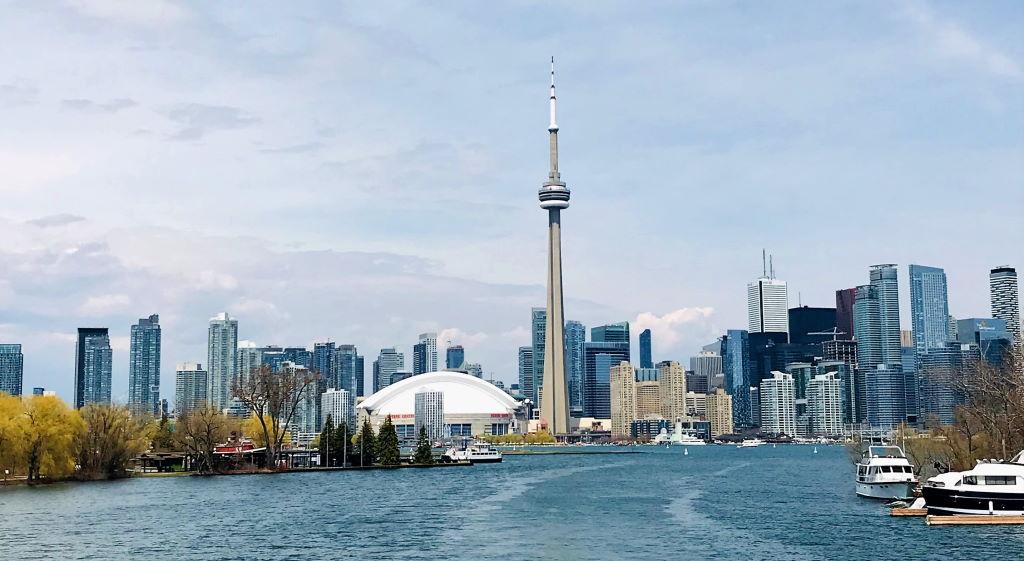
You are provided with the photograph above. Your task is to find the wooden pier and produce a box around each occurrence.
[926,515,1024,526]
[890,508,928,517]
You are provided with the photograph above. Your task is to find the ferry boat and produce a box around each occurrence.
[738,438,764,448]
[442,441,502,464]
[855,445,917,500]
[922,450,1024,515]
[652,422,707,446]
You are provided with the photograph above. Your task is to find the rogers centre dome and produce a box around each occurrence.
[357,371,522,439]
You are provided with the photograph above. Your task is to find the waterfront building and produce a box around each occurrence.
[373,347,404,393]
[207,312,238,412]
[609,362,637,438]
[854,284,882,370]
[128,314,161,417]
[583,341,630,419]
[705,388,733,437]
[871,264,903,368]
[0,344,24,396]
[446,344,465,370]
[321,388,352,428]
[414,389,445,441]
[312,341,335,385]
[957,318,1012,363]
[357,371,521,439]
[413,332,437,376]
[282,362,318,435]
[639,329,653,368]
[749,386,761,426]
[760,372,796,436]
[835,288,857,340]
[517,346,534,405]
[686,371,710,395]
[635,380,661,420]
[788,306,837,344]
[990,266,1021,342]
[689,351,722,395]
[565,320,586,417]
[530,307,546,405]
[657,360,687,421]
[174,362,207,417]
[332,345,363,396]
[918,342,981,426]
[748,273,790,335]
[808,373,842,437]
[909,264,951,356]
[685,391,707,418]
[865,365,906,429]
[722,329,753,426]
[235,340,262,387]
[75,328,112,409]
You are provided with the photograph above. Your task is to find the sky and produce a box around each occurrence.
[0,1,1021,404]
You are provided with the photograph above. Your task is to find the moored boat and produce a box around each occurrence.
[855,445,917,500]
[923,451,1024,515]
[443,441,502,464]
[738,438,764,448]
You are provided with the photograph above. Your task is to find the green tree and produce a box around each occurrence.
[0,393,26,475]
[319,414,335,467]
[413,425,434,465]
[151,413,176,452]
[75,404,154,480]
[376,415,401,466]
[23,395,83,482]
[332,421,353,467]
[356,418,376,466]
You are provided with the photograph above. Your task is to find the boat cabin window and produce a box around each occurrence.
[868,446,905,459]
[963,476,978,485]
[985,476,1016,485]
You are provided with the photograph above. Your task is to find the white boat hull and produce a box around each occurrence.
[856,481,915,500]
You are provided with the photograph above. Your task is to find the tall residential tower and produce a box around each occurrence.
[991,266,1020,342]
[128,314,161,416]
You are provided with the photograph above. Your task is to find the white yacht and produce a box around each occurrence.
[652,421,707,446]
[923,450,1024,515]
[443,441,502,464]
[855,445,917,499]
[738,438,764,448]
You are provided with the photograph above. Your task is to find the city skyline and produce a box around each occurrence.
[0,2,1020,403]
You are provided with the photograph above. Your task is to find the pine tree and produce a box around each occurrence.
[413,425,434,465]
[319,415,335,467]
[358,418,377,466]
[332,421,353,467]
[376,415,401,466]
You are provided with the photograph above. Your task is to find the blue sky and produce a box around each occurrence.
[0,1,1021,403]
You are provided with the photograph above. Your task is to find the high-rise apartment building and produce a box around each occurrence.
[565,320,586,417]
[870,264,903,368]
[807,372,842,437]
[705,388,733,437]
[517,346,534,402]
[583,340,630,419]
[372,347,404,393]
[690,351,723,395]
[445,344,465,370]
[609,362,636,438]
[592,322,630,344]
[918,342,980,426]
[414,389,444,441]
[128,314,161,417]
[990,266,1021,342]
[332,345,363,397]
[0,344,24,396]
[865,365,906,428]
[748,277,789,335]
[854,285,882,370]
[75,328,112,409]
[909,265,951,355]
[174,362,207,417]
[722,330,752,426]
[321,388,352,428]
[413,332,437,375]
[760,371,796,436]
[639,329,653,369]
[207,313,238,412]
[657,360,687,422]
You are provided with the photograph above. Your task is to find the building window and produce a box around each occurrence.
[447,423,472,437]
[490,423,509,436]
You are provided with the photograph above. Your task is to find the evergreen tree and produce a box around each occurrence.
[357,418,376,466]
[413,425,434,465]
[319,415,335,467]
[332,421,353,467]
[376,415,401,466]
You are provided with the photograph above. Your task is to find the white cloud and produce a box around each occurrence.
[633,308,717,356]
[79,294,132,315]
[64,0,190,26]
[903,1,1022,80]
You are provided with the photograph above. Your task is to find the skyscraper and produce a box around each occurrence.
[321,388,352,429]
[537,58,572,435]
[235,340,262,387]
[413,332,437,375]
[722,329,752,427]
[128,314,161,417]
[870,264,902,368]
[609,362,636,438]
[909,264,950,355]
[565,320,586,417]
[760,371,796,436]
[592,322,630,344]
[788,306,837,344]
[854,284,882,370]
[75,328,112,409]
[639,329,653,369]
[415,389,444,442]
[835,288,857,340]
[748,276,789,335]
[332,345,362,396]
[207,313,238,412]
[0,344,24,396]
[373,347,404,393]
[583,341,630,419]
[445,344,465,370]
[174,362,207,417]
[808,372,842,437]
[705,389,734,437]
[690,350,723,395]
[517,346,534,402]
[657,360,687,421]
[990,266,1021,342]
[865,365,906,428]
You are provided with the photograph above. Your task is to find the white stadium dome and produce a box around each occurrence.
[358,371,520,417]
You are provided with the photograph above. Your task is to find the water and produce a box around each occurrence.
[1,445,1021,560]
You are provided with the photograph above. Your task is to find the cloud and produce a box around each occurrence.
[26,214,86,228]
[61,98,137,112]
[259,142,324,154]
[161,103,259,140]
[79,293,132,315]
[633,308,717,356]
[64,0,190,26]
[0,83,38,106]
[903,1,1023,80]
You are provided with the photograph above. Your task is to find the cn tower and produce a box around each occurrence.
[538,57,571,435]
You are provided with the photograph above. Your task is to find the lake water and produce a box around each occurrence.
[1,445,1020,560]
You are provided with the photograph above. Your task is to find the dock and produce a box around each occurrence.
[890,508,928,517]
[927,515,1024,526]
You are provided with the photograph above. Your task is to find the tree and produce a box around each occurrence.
[331,420,353,467]
[177,405,234,473]
[413,425,434,465]
[526,430,556,445]
[151,413,177,452]
[233,364,318,469]
[0,393,26,475]
[76,404,154,480]
[376,415,400,466]
[319,414,335,467]
[355,418,376,467]
[22,395,82,482]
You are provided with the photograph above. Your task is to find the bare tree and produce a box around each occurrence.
[177,405,234,473]
[232,364,319,469]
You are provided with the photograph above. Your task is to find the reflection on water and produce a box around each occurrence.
[0,446,1016,560]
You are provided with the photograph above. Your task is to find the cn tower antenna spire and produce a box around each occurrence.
[549,56,558,132]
